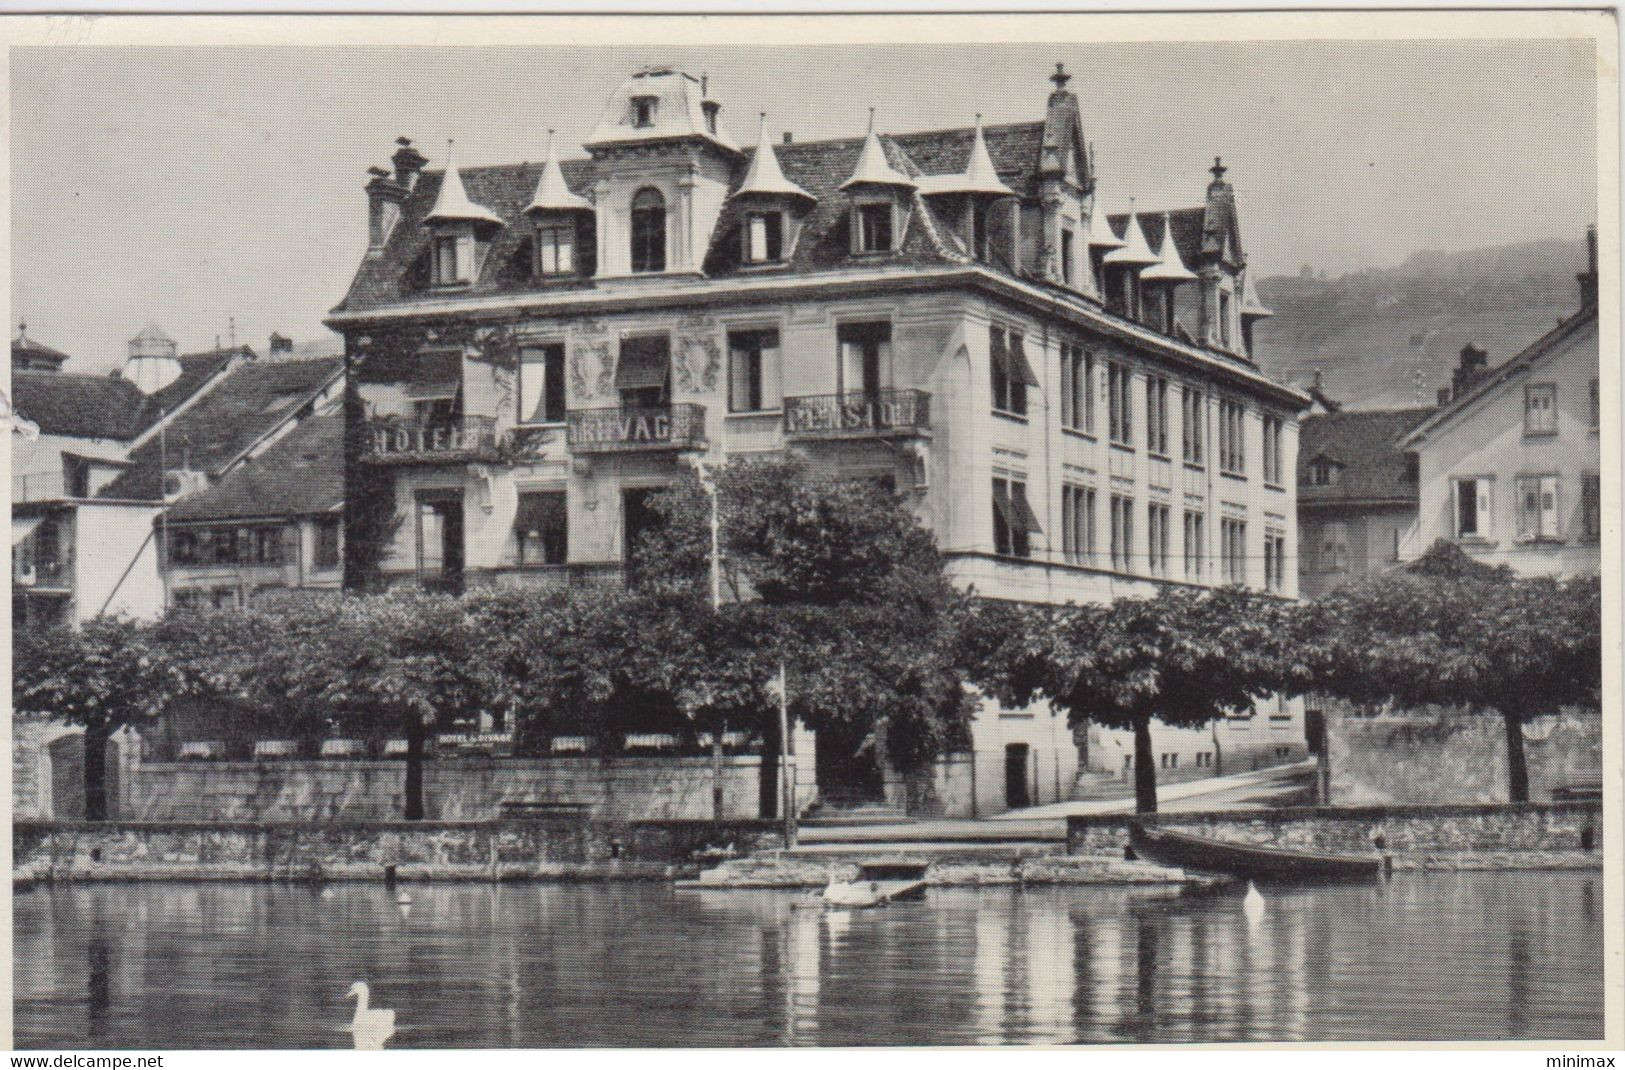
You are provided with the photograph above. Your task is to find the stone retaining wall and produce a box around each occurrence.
[1067,802,1603,858]
[14,818,785,883]
[123,755,815,822]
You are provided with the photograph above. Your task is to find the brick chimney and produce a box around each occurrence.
[268,332,294,358]
[392,136,428,189]
[1578,223,1597,311]
[1451,343,1489,400]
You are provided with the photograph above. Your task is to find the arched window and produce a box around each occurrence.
[630,188,666,273]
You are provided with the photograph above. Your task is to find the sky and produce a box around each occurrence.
[10,39,1599,375]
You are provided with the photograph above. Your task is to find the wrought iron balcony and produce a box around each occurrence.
[567,403,708,455]
[362,415,498,463]
[783,389,931,440]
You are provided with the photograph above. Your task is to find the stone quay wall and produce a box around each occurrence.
[122,754,815,823]
[1066,802,1602,867]
[14,818,787,883]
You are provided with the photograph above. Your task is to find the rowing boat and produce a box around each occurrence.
[1128,822,1385,882]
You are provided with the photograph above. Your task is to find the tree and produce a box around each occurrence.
[961,587,1299,813]
[13,616,173,819]
[1299,562,1601,803]
[633,457,974,808]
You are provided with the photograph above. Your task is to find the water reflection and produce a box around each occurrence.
[12,873,1603,1049]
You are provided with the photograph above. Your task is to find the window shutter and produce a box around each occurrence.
[1476,481,1493,536]
[1011,482,1043,534]
[1540,476,1560,538]
[1517,478,1537,538]
[760,337,782,410]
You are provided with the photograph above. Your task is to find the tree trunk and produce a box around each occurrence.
[759,718,780,820]
[84,718,112,821]
[1133,714,1158,815]
[711,733,725,821]
[404,720,427,821]
[1501,706,1530,804]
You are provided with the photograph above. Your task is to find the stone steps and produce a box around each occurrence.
[1070,771,1132,801]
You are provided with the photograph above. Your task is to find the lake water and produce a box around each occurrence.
[14,871,1603,1048]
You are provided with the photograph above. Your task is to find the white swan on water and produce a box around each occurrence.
[346,982,396,1050]
[821,876,886,909]
[1243,881,1265,923]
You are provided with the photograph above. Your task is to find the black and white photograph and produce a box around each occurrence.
[5,10,1619,1053]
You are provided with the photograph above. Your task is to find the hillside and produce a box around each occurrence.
[1251,238,1589,411]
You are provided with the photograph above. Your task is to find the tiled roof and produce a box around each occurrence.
[150,350,242,415]
[1108,208,1211,276]
[1399,306,1598,447]
[166,412,343,522]
[12,336,70,371]
[334,121,1052,314]
[1298,406,1435,506]
[97,356,342,501]
[11,371,157,440]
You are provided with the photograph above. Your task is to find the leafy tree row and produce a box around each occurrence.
[13,455,1601,821]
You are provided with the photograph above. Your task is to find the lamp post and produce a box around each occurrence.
[689,458,725,820]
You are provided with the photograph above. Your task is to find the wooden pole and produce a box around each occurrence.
[778,660,796,846]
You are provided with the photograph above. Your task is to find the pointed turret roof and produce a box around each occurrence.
[1142,213,1198,282]
[840,110,916,191]
[1083,204,1126,249]
[1103,210,1159,267]
[919,116,1014,197]
[1240,269,1273,318]
[732,114,815,204]
[425,142,505,229]
[525,130,592,214]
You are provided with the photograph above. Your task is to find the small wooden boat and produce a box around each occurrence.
[1129,822,1384,883]
[820,861,930,908]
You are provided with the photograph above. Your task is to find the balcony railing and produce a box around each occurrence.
[567,403,707,455]
[362,415,497,463]
[783,389,931,440]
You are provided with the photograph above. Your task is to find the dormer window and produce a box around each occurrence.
[630,188,667,273]
[535,221,575,275]
[971,200,992,262]
[1060,226,1076,284]
[743,212,784,263]
[855,201,894,254]
[632,95,658,129]
[433,233,468,285]
[1307,458,1342,487]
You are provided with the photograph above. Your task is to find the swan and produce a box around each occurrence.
[345,982,396,1050]
[1243,881,1265,923]
[395,890,412,906]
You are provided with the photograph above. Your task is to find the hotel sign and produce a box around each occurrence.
[567,403,708,454]
[783,390,931,439]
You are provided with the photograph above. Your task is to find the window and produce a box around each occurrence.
[992,477,1041,558]
[1110,493,1134,572]
[1307,458,1341,487]
[519,344,567,424]
[516,490,567,566]
[1182,387,1205,465]
[1183,510,1205,581]
[1524,383,1557,435]
[1264,529,1287,592]
[838,321,891,398]
[727,329,782,413]
[631,95,658,128]
[168,529,199,567]
[1060,344,1093,434]
[616,335,671,407]
[1454,478,1492,538]
[1221,517,1247,585]
[990,326,1035,416]
[212,587,240,610]
[971,200,992,262]
[744,212,785,263]
[1060,226,1076,285]
[1147,502,1171,576]
[1219,399,1246,476]
[1319,520,1349,574]
[1582,473,1601,540]
[1108,362,1132,447]
[856,202,893,253]
[1591,379,1600,431]
[1516,475,1561,540]
[433,235,462,285]
[254,527,284,566]
[630,188,666,273]
[1146,376,1169,456]
[314,518,341,571]
[1061,483,1096,565]
[1263,415,1284,485]
[535,222,575,276]
[1218,291,1233,348]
